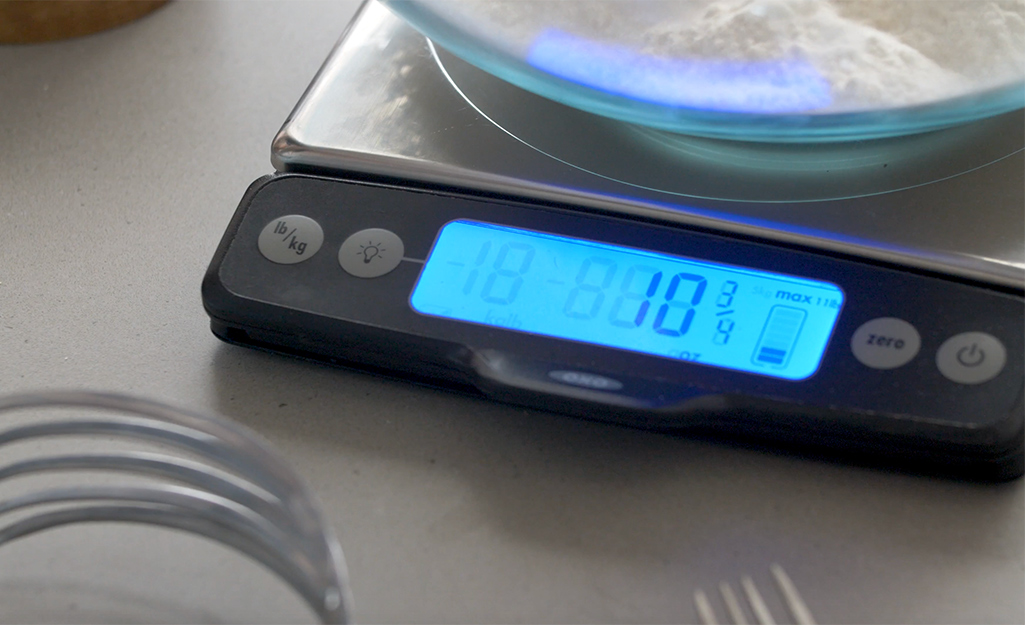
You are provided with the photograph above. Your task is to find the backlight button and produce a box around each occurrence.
[339,228,405,278]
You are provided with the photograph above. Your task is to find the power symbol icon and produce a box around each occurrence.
[937,332,1005,385]
[956,343,986,368]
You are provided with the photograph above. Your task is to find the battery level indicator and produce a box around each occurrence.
[752,306,807,369]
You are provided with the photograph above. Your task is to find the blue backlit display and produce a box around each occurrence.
[526,29,832,114]
[410,221,844,381]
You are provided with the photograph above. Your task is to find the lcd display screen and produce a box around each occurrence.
[410,220,844,380]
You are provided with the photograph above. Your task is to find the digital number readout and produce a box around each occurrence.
[410,220,844,380]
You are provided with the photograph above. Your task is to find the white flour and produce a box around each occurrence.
[422,0,1025,112]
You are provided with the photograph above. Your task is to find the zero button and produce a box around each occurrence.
[851,317,921,370]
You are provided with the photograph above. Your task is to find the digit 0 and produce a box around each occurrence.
[653,273,707,337]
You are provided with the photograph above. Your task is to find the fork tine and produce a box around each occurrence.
[719,582,749,625]
[741,576,777,625]
[695,566,815,625]
[694,589,720,625]
[770,564,816,625]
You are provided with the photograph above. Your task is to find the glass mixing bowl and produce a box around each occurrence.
[381,0,1025,142]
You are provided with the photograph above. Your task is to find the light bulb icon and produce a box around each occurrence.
[359,241,384,264]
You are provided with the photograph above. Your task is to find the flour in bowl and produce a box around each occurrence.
[417,0,1025,112]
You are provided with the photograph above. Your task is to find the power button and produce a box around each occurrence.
[936,332,1006,385]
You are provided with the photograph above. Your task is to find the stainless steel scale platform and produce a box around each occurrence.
[274,0,1024,290]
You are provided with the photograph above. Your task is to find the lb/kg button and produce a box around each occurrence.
[258,215,324,264]
[850,317,921,370]
[936,332,1006,385]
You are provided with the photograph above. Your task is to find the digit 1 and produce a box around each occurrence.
[462,241,492,295]
[652,273,707,337]
[608,266,662,328]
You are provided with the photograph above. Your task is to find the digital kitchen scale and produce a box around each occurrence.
[203,1,1025,479]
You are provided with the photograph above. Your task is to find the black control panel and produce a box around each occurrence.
[203,174,1024,479]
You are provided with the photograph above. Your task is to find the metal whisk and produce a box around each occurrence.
[0,390,354,624]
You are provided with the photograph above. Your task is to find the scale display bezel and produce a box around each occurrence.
[203,174,1025,479]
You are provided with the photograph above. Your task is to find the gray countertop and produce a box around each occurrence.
[1,2,1022,623]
